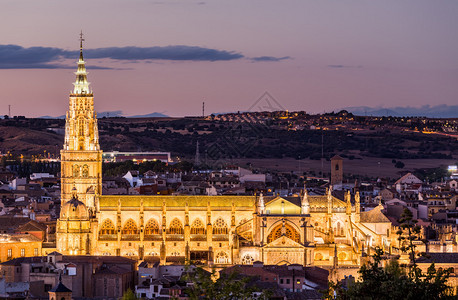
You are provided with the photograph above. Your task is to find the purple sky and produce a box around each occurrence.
[0,0,457,117]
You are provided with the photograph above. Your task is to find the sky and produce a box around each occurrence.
[0,0,457,117]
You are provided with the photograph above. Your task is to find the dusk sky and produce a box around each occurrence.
[1,0,457,117]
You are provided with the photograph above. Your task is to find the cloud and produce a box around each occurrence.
[250,56,291,62]
[328,64,362,69]
[0,44,247,69]
[0,44,291,69]
[83,45,243,61]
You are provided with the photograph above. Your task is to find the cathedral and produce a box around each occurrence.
[56,37,392,267]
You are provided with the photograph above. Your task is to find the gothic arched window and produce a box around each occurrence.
[335,222,345,237]
[191,218,206,235]
[267,223,300,243]
[82,164,89,178]
[99,219,115,235]
[212,218,228,235]
[122,219,139,235]
[215,251,229,264]
[167,218,184,235]
[72,164,80,177]
[144,219,160,235]
[241,254,254,265]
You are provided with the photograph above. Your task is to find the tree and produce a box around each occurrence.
[325,208,454,299]
[182,267,269,300]
[395,161,405,168]
[121,288,138,300]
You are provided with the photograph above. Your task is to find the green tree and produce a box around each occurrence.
[182,267,269,300]
[325,208,454,299]
[121,288,138,300]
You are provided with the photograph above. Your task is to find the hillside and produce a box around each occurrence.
[0,113,457,165]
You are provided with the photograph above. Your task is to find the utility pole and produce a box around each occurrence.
[202,101,205,117]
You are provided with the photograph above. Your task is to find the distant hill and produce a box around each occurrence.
[343,105,458,118]
[39,111,169,119]
[128,112,169,118]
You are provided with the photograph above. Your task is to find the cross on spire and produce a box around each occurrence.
[79,30,85,50]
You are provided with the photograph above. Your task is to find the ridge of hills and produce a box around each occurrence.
[0,112,457,165]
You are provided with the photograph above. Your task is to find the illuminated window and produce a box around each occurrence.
[34,248,38,256]
[145,219,160,235]
[7,249,12,259]
[72,165,80,177]
[20,249,25,257]
[167,218,183,235]
[335,222,344,237]
[122,219,139,235]
[191,219,206,235]
[99,219,116,235]
[241,254,254,265]
[215,251,229,264]
[82,164,89,177]
[212,218,228,235]
[267,223,300,243]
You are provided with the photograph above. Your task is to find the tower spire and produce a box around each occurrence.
[73,31,90,95]
[79,30,84,51]
[301,183,310,214]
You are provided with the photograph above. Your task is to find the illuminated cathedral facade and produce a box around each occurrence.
[56,37,392,267]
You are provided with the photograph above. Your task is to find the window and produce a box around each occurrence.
[191,219,206,235]
[72,164,80,177]
[7,249,12,259]
[145,219,160,235]
[20,249,25,257]
[241,254,254,265]
[34,248,38,256]
[215,251,229,264]
[100,219,116,235]
[286,279,290,284]
[335,222,344,237]
[122,219,139,235]
[82,164,89,177]
[280,279,284,284]
[167,218,184,234]
[212,218,228,235]
[267,223,300,243]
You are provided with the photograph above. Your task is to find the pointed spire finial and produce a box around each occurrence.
[301,183,310,215]
[79,30,85,51]
[258,191,265,214]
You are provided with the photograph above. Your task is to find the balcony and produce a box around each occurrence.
[121,234,140,241]
[99,234,117,241]
[190,234,207,241]
[143,234,163,241]
[212,234,229,241]
[166,235,184,241]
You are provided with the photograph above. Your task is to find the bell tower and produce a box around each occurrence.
[60,32,102,212]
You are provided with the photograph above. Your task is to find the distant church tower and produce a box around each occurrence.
[330,155,343,185]
[57,33,101,255]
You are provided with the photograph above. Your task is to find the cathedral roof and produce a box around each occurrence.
[49,281,72,293]
[60,196,89,220]
[99,195,255,208]
[360,205,391,223]
[265,196,346,208]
